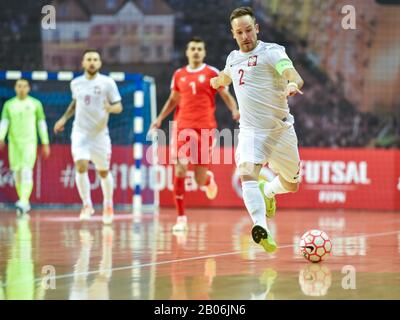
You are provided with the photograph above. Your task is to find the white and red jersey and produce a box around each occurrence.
[70,73,121,137]
[224,41,292,130]
[171,63,219,129]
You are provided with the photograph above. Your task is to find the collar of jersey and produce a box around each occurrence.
[186,63,206,73]
[239,40,261,56]
[84,73,99,80]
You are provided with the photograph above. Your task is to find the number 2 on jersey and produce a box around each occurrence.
[238,69,245,85]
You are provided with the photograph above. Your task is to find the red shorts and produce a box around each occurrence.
[170,127,216,166]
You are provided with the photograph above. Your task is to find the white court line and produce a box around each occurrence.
[2,229,399,288]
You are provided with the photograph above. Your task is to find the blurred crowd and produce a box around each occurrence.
[0,1,45,70]
[165,0,398,148]
[0,0,398,148]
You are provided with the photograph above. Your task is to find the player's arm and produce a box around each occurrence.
[104,79,123,114]
[210,71,232,89]
[150,90,180,130]
[282,66,304,97]
[35,100,51,159]
[217,88,240,121]
[54,100,76,134]
[104,100,123,114]
[0,101,10,151]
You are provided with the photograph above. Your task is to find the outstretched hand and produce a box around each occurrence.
[286,83,303,97]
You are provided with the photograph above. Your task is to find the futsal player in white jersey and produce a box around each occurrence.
[211,7,304,253]
[54,50,123,224]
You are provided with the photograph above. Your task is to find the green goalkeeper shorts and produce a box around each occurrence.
[8,142,37,171]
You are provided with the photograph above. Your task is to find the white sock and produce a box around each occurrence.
[100,172,114,207]
[242,181,268,231]
[263,176,289,198]
[75,172,92,207]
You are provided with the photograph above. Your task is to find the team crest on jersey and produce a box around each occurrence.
[180,77,186,82]
[248,55,258,67]
[198,74,206,83]
[94,86,101,95]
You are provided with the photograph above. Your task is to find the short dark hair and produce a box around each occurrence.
[230,6,255,23]
[15,78,30,85]
[187,36,206,49]
[82,49,101,58]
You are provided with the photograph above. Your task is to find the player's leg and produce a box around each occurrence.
[18,167,34,211]
[19,143,37,213]
[194,166,218,200]
[13,170,22,200]
[91,134,113,225]
[9,142,22,210]
[239,162,276,253]
[72,132,94,220]
[10,142,36,214]
[236,129,277,253]
[97,169,114,225]
[263,125,300,199]
[172,160,188,232]
[196,128,218,199]
[75,160,94,220]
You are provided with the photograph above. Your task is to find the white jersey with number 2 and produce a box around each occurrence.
[223,41,292,130]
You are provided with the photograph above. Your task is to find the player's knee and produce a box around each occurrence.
[21,168,33,183]
[75,161,88,173]
[194,173,207,186]
[238,163,259,181]
[98,170,109,178]
[175,165,187,178]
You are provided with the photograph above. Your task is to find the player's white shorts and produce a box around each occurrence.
[235,115,300,183]
[71,131,111,171]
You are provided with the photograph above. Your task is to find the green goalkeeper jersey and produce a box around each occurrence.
[0,96,49,145]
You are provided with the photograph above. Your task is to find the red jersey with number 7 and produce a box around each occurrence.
[171,63,220,129]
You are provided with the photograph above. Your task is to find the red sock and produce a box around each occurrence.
[173,176,185,216]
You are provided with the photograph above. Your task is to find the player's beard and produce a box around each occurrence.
[241,41,256,52]
[86,67,99,76]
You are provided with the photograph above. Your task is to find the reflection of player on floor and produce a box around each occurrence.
[211,7,304,253]
[0,79,51,215]
[54,50,123,224]
[70,226,113,300]
[150,37,239,232]
[2,217,46,299]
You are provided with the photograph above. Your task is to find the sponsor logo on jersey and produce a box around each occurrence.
[248,55,258,67]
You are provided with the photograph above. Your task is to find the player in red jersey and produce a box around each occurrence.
[151,37,239,231]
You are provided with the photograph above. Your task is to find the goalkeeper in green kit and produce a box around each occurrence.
[0,79,50,215]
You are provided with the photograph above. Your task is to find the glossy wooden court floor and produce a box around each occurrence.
[0,207,399,300]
